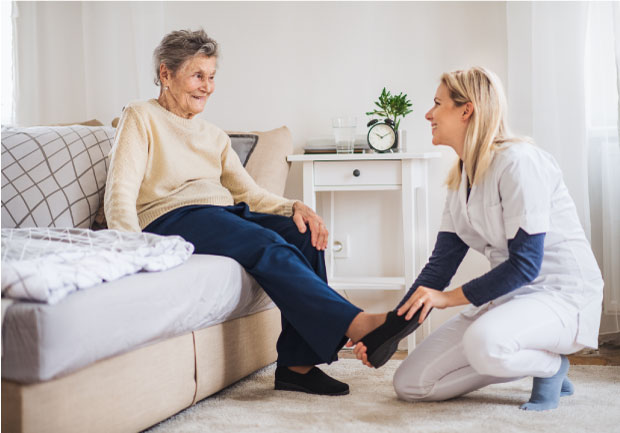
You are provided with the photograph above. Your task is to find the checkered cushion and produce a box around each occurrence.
[1,126,115,229]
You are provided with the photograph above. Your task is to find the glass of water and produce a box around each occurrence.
[332,116,357,154]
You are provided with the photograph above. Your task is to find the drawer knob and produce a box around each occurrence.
[353,169,360,177]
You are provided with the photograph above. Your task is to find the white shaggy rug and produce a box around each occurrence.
[146,360,620,433]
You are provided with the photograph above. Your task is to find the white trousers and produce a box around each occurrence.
[393,296,584,402]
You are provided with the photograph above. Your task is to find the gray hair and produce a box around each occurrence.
[153,29,219,86]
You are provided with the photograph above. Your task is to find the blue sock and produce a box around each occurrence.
[561,377,574,397]
[520,355,570,411]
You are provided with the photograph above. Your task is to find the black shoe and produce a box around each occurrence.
[274,366,350,396]
[360,309,425,368]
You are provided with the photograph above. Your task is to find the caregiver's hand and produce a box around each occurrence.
[397,286,470,323]
[292,201,328,251]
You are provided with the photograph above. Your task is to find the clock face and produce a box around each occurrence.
[368,123,396,152]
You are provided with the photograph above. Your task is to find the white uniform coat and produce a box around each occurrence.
[440,142,603,348]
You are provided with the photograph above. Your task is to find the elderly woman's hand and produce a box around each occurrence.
[292,201,328,251]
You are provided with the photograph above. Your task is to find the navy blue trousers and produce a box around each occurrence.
[144,203,362,366]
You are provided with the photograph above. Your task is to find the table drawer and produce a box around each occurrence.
[314,160,401,186]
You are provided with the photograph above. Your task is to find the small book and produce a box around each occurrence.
[304,137,370,154]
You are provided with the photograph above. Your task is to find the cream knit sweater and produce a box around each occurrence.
[104,99,296,232]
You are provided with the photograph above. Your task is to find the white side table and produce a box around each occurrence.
[287,152,441,350]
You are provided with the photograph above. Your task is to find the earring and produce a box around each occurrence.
[164,86,169,91]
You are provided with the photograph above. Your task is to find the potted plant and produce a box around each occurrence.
[365,88,413,131]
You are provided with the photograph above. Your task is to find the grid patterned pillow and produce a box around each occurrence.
[1,125,115,229]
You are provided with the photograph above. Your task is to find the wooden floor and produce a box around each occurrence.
[339,342,620,366]
[567,342,620,366]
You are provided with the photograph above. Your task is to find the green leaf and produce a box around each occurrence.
[367,87,413,129]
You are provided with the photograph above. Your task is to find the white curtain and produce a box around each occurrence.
[13,1,164,126]
[531,2,591,234]
[507,1,620,339]
[586,2,620,337]
[1,1,15,126]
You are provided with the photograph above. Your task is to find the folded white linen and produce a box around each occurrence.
[1,228,194,304]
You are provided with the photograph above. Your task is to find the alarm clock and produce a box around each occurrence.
[367,119,397,152]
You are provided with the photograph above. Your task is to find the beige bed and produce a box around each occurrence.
[2,308,280,433]
[1,124,294,433]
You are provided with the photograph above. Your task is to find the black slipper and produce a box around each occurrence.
[360,309,426,368]
[275,366,350,396]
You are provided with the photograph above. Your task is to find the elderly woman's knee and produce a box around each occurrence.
[298,224,314,243]
[287,223,315,252]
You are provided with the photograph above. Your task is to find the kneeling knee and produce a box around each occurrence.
[393,368,434,402]
[463,325,513,377]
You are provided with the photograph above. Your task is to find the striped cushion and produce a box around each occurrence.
[1,125,115,229]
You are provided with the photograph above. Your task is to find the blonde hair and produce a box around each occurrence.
[442,67,524,190]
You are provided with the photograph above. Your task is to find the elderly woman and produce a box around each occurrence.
[351,67,603,411]
[104,29,393,396]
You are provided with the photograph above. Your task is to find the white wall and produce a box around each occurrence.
[14,1,508,334]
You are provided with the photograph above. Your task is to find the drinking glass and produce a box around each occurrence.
[332,117,357,154]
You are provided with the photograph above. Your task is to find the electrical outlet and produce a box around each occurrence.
[333,234,350,259]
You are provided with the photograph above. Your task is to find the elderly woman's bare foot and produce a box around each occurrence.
[345,312,387,342]
[287,365,313,374]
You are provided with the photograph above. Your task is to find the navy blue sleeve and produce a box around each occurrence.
[462,228,545,306]
[397,231,469,308]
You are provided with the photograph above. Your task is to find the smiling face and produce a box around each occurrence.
[425,82,471,158]
[158,55,217,119]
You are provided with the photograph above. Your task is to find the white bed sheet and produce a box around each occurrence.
[1,254,275,383]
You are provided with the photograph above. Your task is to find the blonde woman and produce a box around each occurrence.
[351,67,603,411]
